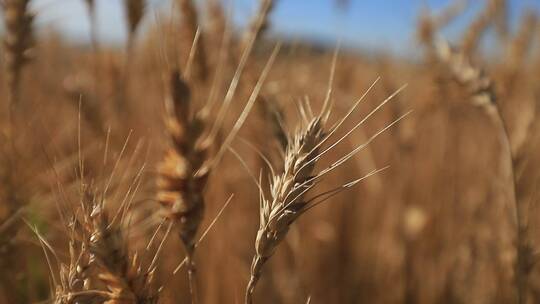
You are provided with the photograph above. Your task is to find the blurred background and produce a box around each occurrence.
[2,0,540,303]
[11,0,540,54]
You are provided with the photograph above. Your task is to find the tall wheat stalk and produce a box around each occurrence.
[435,38,525,304]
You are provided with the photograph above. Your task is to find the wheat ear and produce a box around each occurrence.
[53,230,101,304]
[157,30,279,301]
[245,83,409,303]
[82,185,159,304]
[435,38,526,304]
[156,71,209,304]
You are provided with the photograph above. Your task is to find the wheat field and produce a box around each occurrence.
[1,0,540,303]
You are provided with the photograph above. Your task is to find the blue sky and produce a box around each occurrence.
[24,0,540,55]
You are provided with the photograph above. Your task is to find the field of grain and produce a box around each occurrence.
[1,0,540,303]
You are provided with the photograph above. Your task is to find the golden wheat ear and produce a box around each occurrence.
[26,217,106,304]
[79,184,160,304]
[157,24,279,301]
[157,70,209,304]
[244,80,410,304]
[432,37,530,304]
[41,135,161,304]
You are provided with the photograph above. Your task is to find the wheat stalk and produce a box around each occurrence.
[435,38,525,304]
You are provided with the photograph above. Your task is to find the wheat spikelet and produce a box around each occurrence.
[2,0,34,113]
[435,41,495,107]
[53,237,102,304]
